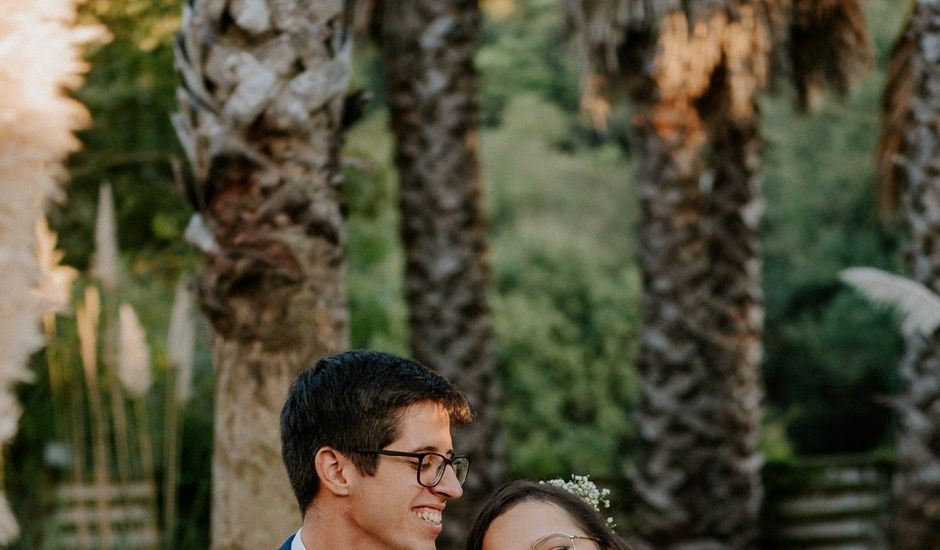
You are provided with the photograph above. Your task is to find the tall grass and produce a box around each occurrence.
[163,278,195,547]
[0,0,106,542]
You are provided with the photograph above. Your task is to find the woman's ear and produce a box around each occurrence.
[314,447,352,496]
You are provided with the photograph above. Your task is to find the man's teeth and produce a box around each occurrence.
[415,510,442,525]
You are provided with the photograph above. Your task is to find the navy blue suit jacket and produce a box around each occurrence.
[277,534,294,550]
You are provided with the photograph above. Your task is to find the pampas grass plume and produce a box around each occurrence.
[0,493,20,545]
[167,279,195,404]
[0,393,22,446]
[0,2,107,537]
[35,217,78,316]
[118,304,152,399]
[93,183,120,289]
[77,286,101,381]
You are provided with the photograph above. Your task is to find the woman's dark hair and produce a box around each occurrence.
[465,480,631,550]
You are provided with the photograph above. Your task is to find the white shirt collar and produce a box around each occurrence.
[291,527,307,550]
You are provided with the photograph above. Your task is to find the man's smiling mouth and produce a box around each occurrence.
[414,508,443,526]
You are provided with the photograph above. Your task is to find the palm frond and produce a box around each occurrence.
[563,0,661,125]
[876,5,916,222]
[840,267,940,337]
[788,0,873,112]
[566,0,770,125]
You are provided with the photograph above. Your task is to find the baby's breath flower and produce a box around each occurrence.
[540,474,616,528]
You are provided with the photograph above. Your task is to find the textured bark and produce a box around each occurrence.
[563,1,870,547]
[595,6,768,548]
[877,11,916,219]
[630,98,765,549]
[375,2,501,547]
[173,1,351,548]
[883,2,940,547]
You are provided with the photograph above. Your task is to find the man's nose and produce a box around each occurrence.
[431,463,464,500]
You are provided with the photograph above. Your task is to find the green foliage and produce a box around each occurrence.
[8,0,925,544]
[59,0,189,270]
[760,0,908,455]
[341,94,642,479]
[484,96,640,478]
[761,415,795,463]
[343,111,408,354]
[478,0,582,124]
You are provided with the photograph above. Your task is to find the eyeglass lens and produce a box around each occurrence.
[532,534,599,550]
[419,454,469,487]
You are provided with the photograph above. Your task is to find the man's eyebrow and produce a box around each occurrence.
[411,445,455,457]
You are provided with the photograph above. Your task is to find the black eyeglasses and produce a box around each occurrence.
[350,449,470,488]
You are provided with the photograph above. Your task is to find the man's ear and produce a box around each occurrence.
[315,447,352,497]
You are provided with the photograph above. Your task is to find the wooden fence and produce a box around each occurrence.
[762,456,893,550]
[42,458,890,549]
[45,481,158,549]
[595,454,894,549]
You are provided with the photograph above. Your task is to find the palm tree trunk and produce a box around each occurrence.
[375,2,501,546]
[619,8,767,548]
[890,2,940,547]
[697,112,765,545]
[174,1,351,547]
[628,94,764,549]
[569,2,870,548]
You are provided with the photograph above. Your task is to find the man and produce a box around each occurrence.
[278,350,474,549]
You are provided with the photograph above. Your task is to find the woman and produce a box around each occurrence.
[466,480,632,550]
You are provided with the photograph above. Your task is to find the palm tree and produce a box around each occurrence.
[372,1,501,544]
[567,1,871,547]
[877,1,940,546]
[173,1,351,547]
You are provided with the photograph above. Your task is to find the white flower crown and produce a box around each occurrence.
[540,474,616,529]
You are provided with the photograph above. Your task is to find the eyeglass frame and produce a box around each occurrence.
[349,449,470,488]
[532,532,603,550]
